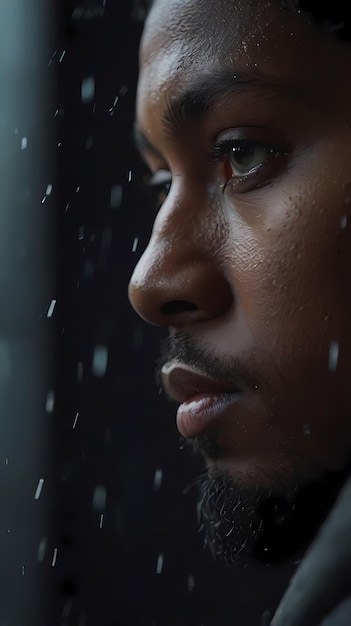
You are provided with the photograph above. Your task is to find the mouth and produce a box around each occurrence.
[161,359,242,438]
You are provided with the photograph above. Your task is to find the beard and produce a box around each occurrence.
[193,455,350,566]
[157,333,351,565]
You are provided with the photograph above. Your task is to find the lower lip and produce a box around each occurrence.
[176,392,240,438]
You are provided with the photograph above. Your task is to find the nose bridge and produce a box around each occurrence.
[128,182,234,326]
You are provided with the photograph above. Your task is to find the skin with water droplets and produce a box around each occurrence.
[129,0,351,488]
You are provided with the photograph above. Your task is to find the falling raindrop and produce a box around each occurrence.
[340,215,348,229]
[153,468,163,492]
[81,76,95,103]
[187,573,195,593]
[110,184,123,209]
[62,600,73,619]
[37,537,48,562]
[77,362,83,382]
[156,553,164,574]
[73,412,79,429]
[109,95,119,115]
[85,135,94,150]
[51,547,58,567]
[34,478,45,500]
[48,49,57,66]
[21,137,27,150]
[91,345,108,377]
[101,227,112,249]
[328,341,339,371]
[45,390,55,413]
[132,237,139,253]
[92,485,107,511]
[46,299,56,318]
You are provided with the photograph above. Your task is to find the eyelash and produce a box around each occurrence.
[208,137,289,191]
[145,137,290,208]
[145,173,172,212]
[208,138,279,162]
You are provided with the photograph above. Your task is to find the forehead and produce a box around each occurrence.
[137,0,349,128]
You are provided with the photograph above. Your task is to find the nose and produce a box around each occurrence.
[128,190,234,328]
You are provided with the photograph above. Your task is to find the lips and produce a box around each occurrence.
[161,359,241,437]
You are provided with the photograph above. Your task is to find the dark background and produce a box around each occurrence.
[0,1,297,624]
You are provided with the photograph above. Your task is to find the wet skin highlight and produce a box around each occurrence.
[129,0,351,493]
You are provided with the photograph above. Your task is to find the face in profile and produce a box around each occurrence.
[129,0,351,563]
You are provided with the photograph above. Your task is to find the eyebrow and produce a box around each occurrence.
[162,67,296,134]
[134,66,301,154]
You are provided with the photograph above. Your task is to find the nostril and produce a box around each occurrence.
[160,300,198,316]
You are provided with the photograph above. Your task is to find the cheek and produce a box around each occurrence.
[224,155,351,360]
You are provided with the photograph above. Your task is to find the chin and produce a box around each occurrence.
[195,453,351,566]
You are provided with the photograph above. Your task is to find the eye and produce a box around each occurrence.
[228,144,274,177]
[146,169,172,210]
[209,132,291,194]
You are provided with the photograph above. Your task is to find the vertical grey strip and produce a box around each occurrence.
[0,0,55,621]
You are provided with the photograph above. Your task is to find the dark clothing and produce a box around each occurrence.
[270,479,351,625]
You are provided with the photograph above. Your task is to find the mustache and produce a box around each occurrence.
[155,333,260,393]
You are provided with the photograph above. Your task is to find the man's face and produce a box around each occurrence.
[129,0,351,559]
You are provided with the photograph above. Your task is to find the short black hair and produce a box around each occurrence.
[132,0,350,41]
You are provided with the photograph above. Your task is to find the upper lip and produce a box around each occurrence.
[161,359,241,403]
